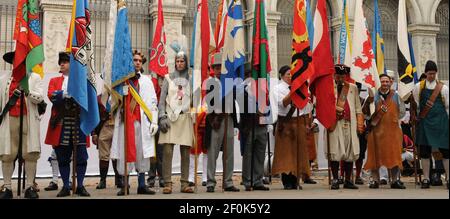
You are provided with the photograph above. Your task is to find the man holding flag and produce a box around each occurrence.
[45,0,99,197]
[272,0,315,191]
[0,51,44,199]
[0,0,45,199]
[239,0,271,192]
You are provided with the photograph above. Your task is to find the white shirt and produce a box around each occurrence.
[274,80,312,117]
[412,80,449,116]
[62,74,69,97]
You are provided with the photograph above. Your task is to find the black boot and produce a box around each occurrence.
[24,186,39,199]
[56,187,71,197]
[117,186,130,196]
[76,186,91,197]
[0,187,13,199]
[115,175,124,188]
[96,160,109,189]
[331,179,340,190]
[391,180,406,189]
[343,180,358,189]
[112,160,122,188]
[137,186,156,195]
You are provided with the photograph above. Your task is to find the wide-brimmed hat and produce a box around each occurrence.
[58,52,70,65]
[3,51,15,64]
[334,64,350,75]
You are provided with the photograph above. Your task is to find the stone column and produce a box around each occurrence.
[244,5,281,78]
[267,12,281,78]
[150,1,187,74]
[408,24,440,77]
[40,0,72,74]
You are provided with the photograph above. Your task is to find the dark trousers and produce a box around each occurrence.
[55,144,88,188]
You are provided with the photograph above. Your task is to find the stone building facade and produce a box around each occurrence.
[0,0,448,81]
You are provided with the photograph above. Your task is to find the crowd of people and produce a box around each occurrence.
[0,47,448,199]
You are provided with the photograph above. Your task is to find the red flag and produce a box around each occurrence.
[290,0,314,109]
[124,83,137,162]
[310,0,336,129]
[149,0,168,77]
[210,0,228,76]
[200,0,211,87]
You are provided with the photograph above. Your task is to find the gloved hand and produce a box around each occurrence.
[92,134,98,145]
[266,124,273,133]
[51,90,64,103]
[150,123,158,136]
[159,115,171,133]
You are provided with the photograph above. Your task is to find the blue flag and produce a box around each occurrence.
[373,0,386,75]
[190,0,198,69]
[111,4,135,96]
[408,33,418,83]
[220,0,245,98]
[306,0,314,49]
[67,0,99,135]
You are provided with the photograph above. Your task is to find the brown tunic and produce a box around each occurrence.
[364,92,403,171]
[272,116,311,178]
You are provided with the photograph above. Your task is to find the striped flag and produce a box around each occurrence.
[373,0,386,75]
[290,0,313,109]
[251,0,272,114]
[350,0,380,89]
[337,0,352,66]
[66,0,100,135]
[210,0,228,77]
[397,0,415,99]
[12,0,45,92]
[214,0,228,51]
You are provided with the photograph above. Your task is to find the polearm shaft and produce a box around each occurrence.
[222,115,228,192]
[250,116,255,190]
[193,114,199,193]
[17,90,24,197]
[409,94,419,188]
[72,109,78,196]
[326,130,332,188]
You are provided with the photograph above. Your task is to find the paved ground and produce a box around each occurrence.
[7,171,449,199]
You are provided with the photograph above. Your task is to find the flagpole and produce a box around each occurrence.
[71,105,78,196]
[409,94,419,188]
[17,90,25,197]
[193,114,199,193]
[266,131,272,184]
[250,116,255,190]
[326,130,332,189]
[123,84,128,196]
[222,115,228,192]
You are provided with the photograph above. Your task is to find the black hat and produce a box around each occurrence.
[424,60,437,73]
[3,51,15,65]
[334,64,350,75]
[58,52,70,65]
